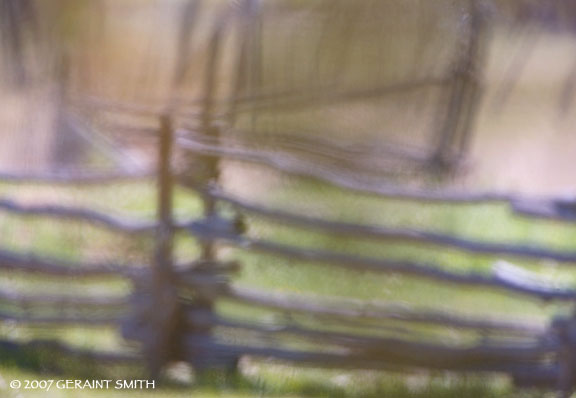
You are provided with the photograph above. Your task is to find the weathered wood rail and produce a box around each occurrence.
[3,113,576,395]
[2,1,576,397]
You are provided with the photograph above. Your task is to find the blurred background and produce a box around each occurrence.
[2,0,576,193]
[3,1,576,397]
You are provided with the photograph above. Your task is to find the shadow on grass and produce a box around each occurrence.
[0,340,512,398]
[190,367,508,398]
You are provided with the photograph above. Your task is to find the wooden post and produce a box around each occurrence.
[155,116,175,284]
[176,3,252,373]
[554,311,576,398]
[145,115,179,379]
[180,12,224,372]
[430,0,486,171]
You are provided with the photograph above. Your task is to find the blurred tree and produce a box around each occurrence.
[0,0,37,87]
[0,0,105,172]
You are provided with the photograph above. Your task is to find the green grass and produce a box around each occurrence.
[224,176,575,323]
[0,365,511,398]
[4,5,576,397]
[1,174,574,397]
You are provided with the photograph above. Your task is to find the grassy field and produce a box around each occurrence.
[0,365,509,398]
[2,16,576,398]
[0,173,574,398]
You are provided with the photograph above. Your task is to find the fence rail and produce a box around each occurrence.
[3,1,576,397]
[2,103,576,395]
[1,111,576,394]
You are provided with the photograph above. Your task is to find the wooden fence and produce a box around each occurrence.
[2,1,576,397]
[4,112,576,396]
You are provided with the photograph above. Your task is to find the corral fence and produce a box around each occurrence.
[2,1,576,397]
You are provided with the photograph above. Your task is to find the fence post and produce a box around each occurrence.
[553,312,576,398]
[430,0,486,170]
[182,16,227,372]
[145,115,180,379]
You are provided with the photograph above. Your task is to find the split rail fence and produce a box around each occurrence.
[2,1,576,397]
